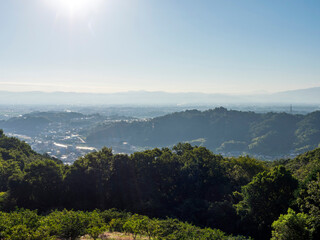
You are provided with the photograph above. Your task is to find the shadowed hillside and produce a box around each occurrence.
[86,108,320,157]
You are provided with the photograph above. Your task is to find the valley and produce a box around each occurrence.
[0,105,319,163]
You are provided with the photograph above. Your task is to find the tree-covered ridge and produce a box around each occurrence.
[0,130,60,193]
[0,209,250,240]
[281,147,320,181]
[86,108,320,156]
[1,130,320,239]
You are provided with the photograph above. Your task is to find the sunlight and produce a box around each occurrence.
[47,0,103,17]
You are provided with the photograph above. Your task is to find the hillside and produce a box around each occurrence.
[0,130,60,192]
[281,147,320,181]
[1,130,320,239]
[86,108,320,157]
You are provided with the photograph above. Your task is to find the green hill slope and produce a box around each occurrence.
[86,108,320,156]
[1,129,320,239]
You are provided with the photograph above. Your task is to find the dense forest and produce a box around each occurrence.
[86,108,320,157]
[1,129,320,239]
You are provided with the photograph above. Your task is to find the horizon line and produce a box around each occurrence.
[0,86,320,96]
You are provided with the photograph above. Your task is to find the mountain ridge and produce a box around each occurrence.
[85,108,320,157]
[0,87,319,105]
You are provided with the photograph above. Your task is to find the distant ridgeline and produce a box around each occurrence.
[1,130,320,239]
[86,107,320,157]
[0,111,103,136]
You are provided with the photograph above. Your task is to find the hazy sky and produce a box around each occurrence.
[0,0,319,94]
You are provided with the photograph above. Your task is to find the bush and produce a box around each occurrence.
[271,208,311,240]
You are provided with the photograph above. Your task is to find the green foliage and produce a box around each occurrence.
[0,191,8,207]
[7,160,63,210]
[298,173,320,217]
[109,218,125,232]
[235,166,299,239]
[3,129,320,239]
[46,210,89,240]
[86,210,107,240]
[296,173,320,239]
[64,147,113,210]
[100,208,130,224]
[0,159,22,192]
[5,224,33,240]
[123,214,146,239]
[0,131,62,205]
[271,208,311,240]
[0,209,42,240]
[0,209,247,240]
[284,147,320,181]
[223,155,267,190]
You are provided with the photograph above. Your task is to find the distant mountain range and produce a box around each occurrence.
[0,87,319,105]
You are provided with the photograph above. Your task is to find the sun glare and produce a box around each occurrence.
[47,0,102,17]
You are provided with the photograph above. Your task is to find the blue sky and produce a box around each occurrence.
[0,0,319,94]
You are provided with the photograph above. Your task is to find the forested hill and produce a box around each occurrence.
[1,130,320,239]
[86,107,320,157]
[280,147,320,181]
[0,130,61,192]
[0,129,59,166]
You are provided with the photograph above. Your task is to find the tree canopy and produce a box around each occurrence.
[1,130,320,239]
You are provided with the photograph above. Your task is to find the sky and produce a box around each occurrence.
[0,0,319,94]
